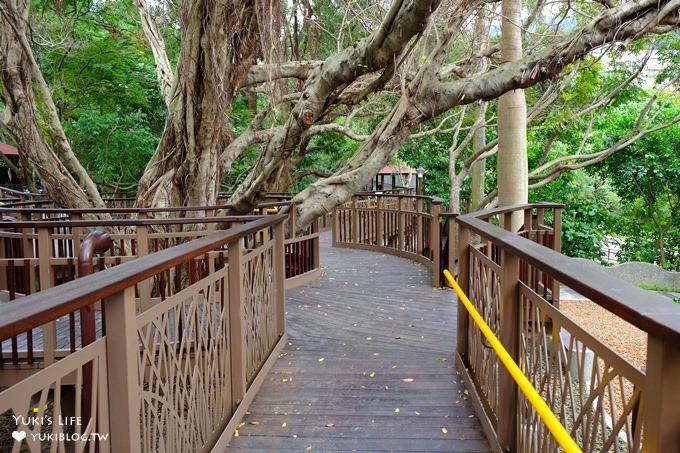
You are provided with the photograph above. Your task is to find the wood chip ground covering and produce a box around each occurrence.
[559,299,647,370]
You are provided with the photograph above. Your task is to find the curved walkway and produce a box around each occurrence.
[226,233,490,452]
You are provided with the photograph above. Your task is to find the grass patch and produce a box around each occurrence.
[636,283,680,293]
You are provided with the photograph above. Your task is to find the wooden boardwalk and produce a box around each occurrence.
[226,233,490,452]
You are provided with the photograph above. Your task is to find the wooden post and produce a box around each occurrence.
[447,215,458,279]
[377,196,384,247]
[430,201,441,287]
[398,198,405,252]
[273,222,286,338]
[552,207,562,306]
[37,227,55,365]
[228,238,247,408]
[0,235,5,290]
[312,219,320,272]
[497,249,520,451]
[351,197,358,245]
[641,336,680,452]
[523,208,532,234]
[553,207,562,254]
[71,213,82,262]
[103,286,141,453]
[288,203,297,240]
[416,198,424,255]
[456,225,470,360]
[136,225,152,311]
[331,205,338,246]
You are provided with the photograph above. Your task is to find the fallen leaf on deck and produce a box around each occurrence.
[281,422,288,428]
[435,358,447,362]
[402,378,414,382]
[394,408,400,413]
[324,423,335,428]
[233,430,239,437]
[249,421,260,426]
[318,357,325,362]
[441,427,449,434]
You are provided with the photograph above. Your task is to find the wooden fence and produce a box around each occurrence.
[0,215,288,452]
[455,203,680,453]
[332,193,444,286]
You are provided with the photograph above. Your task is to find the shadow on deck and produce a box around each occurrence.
[227,233,490,452]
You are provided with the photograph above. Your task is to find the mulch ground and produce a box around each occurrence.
[559,299,647,370]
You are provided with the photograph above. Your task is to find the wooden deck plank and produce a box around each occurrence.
[226,233,490,452]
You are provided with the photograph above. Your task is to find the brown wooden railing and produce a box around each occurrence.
[0,205,321,376]
[455,203,680,453]
[0,215,287,452]
[332,193,443,286]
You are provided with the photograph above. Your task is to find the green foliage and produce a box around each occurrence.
[29,0,166,186]
[64,111,156,185]
[595,101,680,270]
[530,172,617,262]
[637,283,680,293]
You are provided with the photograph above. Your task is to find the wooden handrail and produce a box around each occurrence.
[457,204,680,345]
[0,199,289,216]
[0,215,286,341]
[0,205,232,215]
[0,215,263,229]
[353,192,444,203]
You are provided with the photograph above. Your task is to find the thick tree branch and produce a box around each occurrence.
[421,0,680,117]
[133,0,174,107]
[240,60,324,88]
[294,168,332,182]
[228,0,443,213]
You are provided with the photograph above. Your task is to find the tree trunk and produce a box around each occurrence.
[134,0,174,107]
[469,9,491,213]
[136,0,267,211]
[0,0,105,210]
[497,0,527,230]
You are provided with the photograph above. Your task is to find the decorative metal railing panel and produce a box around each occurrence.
[518,283,644,452]
[0,215,288,452]
[455,203,680,452]
[136,263,232,452]
[0,340,110,452]
[242,239,278,385]
[333,193,443,286]
[467,245,502,426]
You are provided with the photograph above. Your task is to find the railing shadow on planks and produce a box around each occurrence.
[0,202,327,452]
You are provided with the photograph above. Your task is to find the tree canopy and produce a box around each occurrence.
[0,0,679,265]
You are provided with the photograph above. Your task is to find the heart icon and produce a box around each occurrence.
[11,430,26,442]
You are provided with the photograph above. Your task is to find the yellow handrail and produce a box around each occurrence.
[443,269,582,453]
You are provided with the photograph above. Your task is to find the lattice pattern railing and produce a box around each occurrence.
[332,193,442,286]
[0,340,110,452]
[467,246,502,426]
[136,262,232,451]
[0,216,287,452]
[455,203,680,452]
[518,283,644,452]
[0,204,319,369]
